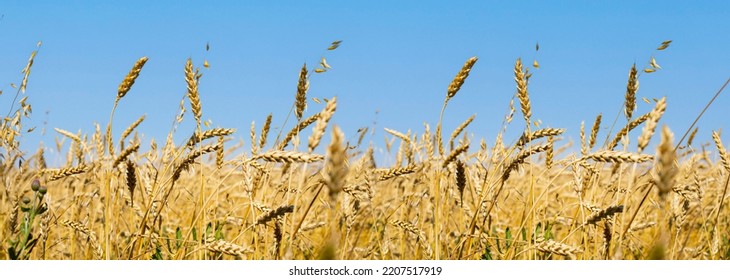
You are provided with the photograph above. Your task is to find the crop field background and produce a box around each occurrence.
[1,2,729,260]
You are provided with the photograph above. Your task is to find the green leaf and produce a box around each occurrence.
[521,227,527,242]
[545,222,554,240]
[175,227,183,249]
[505,227,512,248]
[8,247,18,260]
[151,245,163,260]
[480,245,493,260]
[215,222,224,240]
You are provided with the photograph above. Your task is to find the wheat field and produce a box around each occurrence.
[1,41,729,260]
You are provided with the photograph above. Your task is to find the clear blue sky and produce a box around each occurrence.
[1,1,729,164]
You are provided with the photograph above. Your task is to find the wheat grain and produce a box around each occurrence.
[48,164,88,181]
[119,115,145,149]
[308,97,337,153]
[116,56,148,103]
[278,113,320,150]
[295,63,309,119]
[515,128,565,148]
[186,128,236,148]
[589,113,602,149]
[655,125,677,198]
[61,220,103,260]
[54,128,81,143]
[584,205,624,225]
[687,127,699,147]
[252,150,324,163]
[502,143,550,180]
[377,165,419,181]
[624,64,638,120]
[546,136,554,169]
[582,151,653,163]
[514,58,532,127]
[637,97,667,153]
[259,113,272,149]
[126,160,137,206]
[607,112,651,150]
[446,56,478,101]
[455,160,466,204]
[443,143,469,168]
[324,125,347,199]
[172,143,221,181]
[534,237,582,257]
[449,114,476,150]
[216,136,225,169]
[205,240,253,257]
[256,205,295,225]
[580,121,587,156]
[184,58,202,125]
[384,128,412,145]
[712,131,730,172]
[113,142,139,167]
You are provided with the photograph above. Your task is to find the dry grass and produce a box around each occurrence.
[2,43,730,261]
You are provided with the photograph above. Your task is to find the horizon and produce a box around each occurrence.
[1,1,729,166]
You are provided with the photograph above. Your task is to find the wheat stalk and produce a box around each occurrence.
[184,58,202,125]
[637,97,667,153]
[584,205,624,225]
[377,165,419,181]
[589,113,602,149]
[515,128,565,148]
[514,58,532,127]
[534,237,582,257]
[687,127,699,147]
[259,113,272,149]
[205,240,253,257]
[713,131,730,172]
[455,160,466,205]
[61,220,103,260]
[582,151,653,163]
[607,112,651,150]
[252,150,324,163]
[295,63,309,119]
[48,164,88,181]
[256,205,295,225]
[54,128,81,143]
[123,159,137,205]
[391,220,433,258]
[278,113,320,150]
[172,143,221,181]
[546,136,554,169]
[214,136,224,169]
[324,125,347,199]
[384,128,412,145]
[308,97,337,153]
[116,57,148,104]
[449,114,476,150]
[446,56,478,101]
[654,125,677,198]
[113,142,139,167]
[624,64,639,120]
[119,115,145,149]
[442,143,469,168]
[185,128,236,148]
[502,143,550,180]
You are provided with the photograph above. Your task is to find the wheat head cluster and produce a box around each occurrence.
[1,40,730,260]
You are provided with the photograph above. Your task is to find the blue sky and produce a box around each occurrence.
[1,1,728,164]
